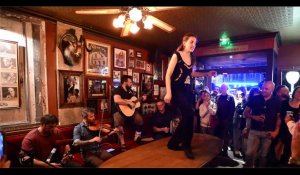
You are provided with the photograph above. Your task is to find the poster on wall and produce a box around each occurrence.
[85,39,111,77]
[0,40,19,108]
[57,22,83,71]
[59,70,83,108]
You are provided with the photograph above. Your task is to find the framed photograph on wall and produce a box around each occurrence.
[129,49,134,58]
[114,48,126,69]
[85,39,111,77]
[113,70,121,83]
[136,51,142,58]
[87,78,107,99]
[128,69,133,76]
[128,59,135,68]
[0,40,19,109]
[145,63,153,74]
[141,74,154,98]
[59,70,83,108]
[136,60,145,70]
[153,60,163,81]
[133,72,139,83]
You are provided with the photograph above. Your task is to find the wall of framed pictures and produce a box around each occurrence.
[0,8,169,130]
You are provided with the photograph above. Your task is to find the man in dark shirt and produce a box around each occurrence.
[243,81,281,167]
[215,83,235,157]
[152,100,172,140]
[112,75,147,151]
[73,108,112,167]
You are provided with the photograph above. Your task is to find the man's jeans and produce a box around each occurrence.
[245,129,272,167]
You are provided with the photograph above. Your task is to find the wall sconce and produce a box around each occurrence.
[286,70,300,93]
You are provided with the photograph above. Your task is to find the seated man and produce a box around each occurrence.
[152,99,172,140]
[73,107,112,167]
[19,114,79,168]
[112,75,147,151]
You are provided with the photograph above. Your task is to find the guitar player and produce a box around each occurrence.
[112,75,147,151]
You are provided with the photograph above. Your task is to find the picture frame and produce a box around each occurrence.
[87,77,107,99]
[128,68,133,76]
[141,74,154,98]
[136,60,145,70]
[85,39,111,77]
[129,49,134,58]
[0,40,19,109]
[59,70,83,108]
[113,70,121,83]
[153,60,163,81]
[136,51,142,58]
[154,84,159,96]
[114,48,127,69]
[145,63,153,74]
[160,87,166,100]
[133,72,139,83]
[128,59,135,68]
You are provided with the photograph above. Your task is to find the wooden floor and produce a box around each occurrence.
[99,133,222,168]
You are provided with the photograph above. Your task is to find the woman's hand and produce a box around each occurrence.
[164,93,172,104]
[207,70,217,77]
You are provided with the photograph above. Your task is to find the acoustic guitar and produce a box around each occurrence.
[118,89,152,117]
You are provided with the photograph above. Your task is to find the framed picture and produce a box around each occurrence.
[145,63,153,74]
[136,51,142,58]
[128,68,133,76]
[114,48,126,69]
[100,99,109,111]
[87,78,107,99]
[85,39,111,77]
[129,49,134,58]
[160,87,166,100]
[141,74,154,97]
[153,60,163,81]
[154,84,159,96]
[136,60,145,70]
[113,70,121,83]
[128,59,135,68]
[133,72,139,83]
[0,40,19,108]
[59,70,83,108]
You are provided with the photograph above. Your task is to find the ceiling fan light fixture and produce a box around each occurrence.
[129,7,142,22]
[130,22,140,34]
[143,16,153,30]
[113,14,125,28]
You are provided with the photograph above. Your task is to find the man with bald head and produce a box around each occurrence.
[244,81,281,167]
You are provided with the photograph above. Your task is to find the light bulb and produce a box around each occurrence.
[143,16,153,30]
[129,7,142,22]
[130,22,140,34]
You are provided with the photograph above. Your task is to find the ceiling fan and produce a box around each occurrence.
[75,7,178,37]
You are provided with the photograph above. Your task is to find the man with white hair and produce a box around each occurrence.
[215,83,235,157]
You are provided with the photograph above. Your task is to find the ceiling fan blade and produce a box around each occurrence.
[147,15,176,33]
[145,7,180,12]
[75,9,122,15]
[120,20,132,37]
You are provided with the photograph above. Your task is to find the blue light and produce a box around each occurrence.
[215,82,258,86]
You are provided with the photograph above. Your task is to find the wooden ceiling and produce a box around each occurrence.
[4,6,300,54]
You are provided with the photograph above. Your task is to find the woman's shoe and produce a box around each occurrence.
[184,149,195,159]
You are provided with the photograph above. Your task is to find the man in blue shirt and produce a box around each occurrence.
[73,108,112,167]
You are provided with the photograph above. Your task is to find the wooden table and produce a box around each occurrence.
[100,133,222,168]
